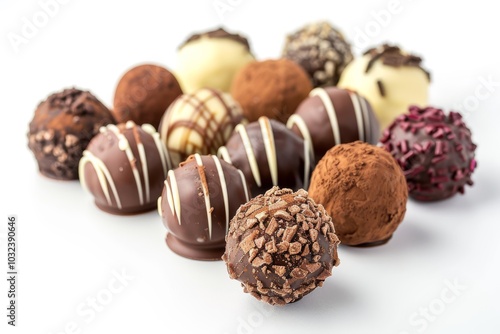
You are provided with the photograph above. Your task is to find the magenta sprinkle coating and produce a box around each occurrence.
[380,106,477,201]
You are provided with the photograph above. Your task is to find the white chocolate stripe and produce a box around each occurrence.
[303,140,311,191]
[143,123,172,174]
[217,146,232,164]
[286,115,315,160]
[212,155,230,235]
[259,117,278,186]
[237,169,250,202]
[359,96,371,142]
[167,169,181,224]
[194,154,213,239]
[79,151,122,209]
[349,92,365,142]
[108,124,144,206]
[137,141,149,202]
[310,88,341,144]
[235,123,262,187]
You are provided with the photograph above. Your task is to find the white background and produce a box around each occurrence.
[1,0,500,333]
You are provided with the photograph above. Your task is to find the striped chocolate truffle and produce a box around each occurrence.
[218,116,314,198]
[79,121,170,215]
[158,153,250,260]
[287,87,380,163]
[158,88,245,168]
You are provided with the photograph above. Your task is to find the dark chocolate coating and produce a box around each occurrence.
[27,88,115,180]
[287,87,380,163]
[218,117,314,198]
[80,122,169,214]
[159,154,250,260]
[381,106,477,201]
[113,64,183,129]
[223,187,340,305]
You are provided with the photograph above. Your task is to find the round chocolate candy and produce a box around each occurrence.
[282,21,353,87]
[113,64,183,129]
[287,87,380,163]
[159,154,251,260]
[223,187,340,305]
[218,116,314,198]
[159,88,244,168]
[380,106,477,201]
[79,121,170,214]
[27,88,115,180]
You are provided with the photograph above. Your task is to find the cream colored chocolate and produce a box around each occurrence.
[338,44,430,130]
[159,88,244,168]
[175,30,254,93]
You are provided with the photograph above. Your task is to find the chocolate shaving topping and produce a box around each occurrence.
[180,27,251,51]
[364,44,431,81]
[377,80,386,97]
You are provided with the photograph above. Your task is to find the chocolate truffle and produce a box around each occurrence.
[338,44,431,130]
[287,87,380,163]
[79,121,169,215]
[223,187,340,305]
[218,117,314,198]
[282,21,353,87]
[27,88,115,180]
[231,58,313,123]
[380,106,477,201]
[159,154,251,260]
[308,141,408,246]
[176,27,255,93]
[159,88,244,168]
[113,64,183,129]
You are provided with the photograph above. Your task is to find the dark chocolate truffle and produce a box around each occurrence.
[287,87,380,163]
[159,88,245,168]
[218,117,314,198]
[159,154,251,260]
[27,88,115,180]
[308,141,408,246]
[79,121,169,215]
[380,106,477,201]
[282,21,353,87]
[231,58,313,123]
[113,64,183,129]
[223,187,340,305]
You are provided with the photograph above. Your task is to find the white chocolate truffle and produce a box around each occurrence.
[175,28,255,93]
[159,88,245,168]
[338,44,430,130]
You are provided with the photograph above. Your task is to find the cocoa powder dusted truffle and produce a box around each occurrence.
[113,64,183,129]
[218,117,314,198]
[27,88,115,180]
[308,141,408,246]
[159,88,245,168]
[223,187,340,305]
[282,21,353,87]
[287,87,380,163]
[159,154,250,260]
[380,106,477,201]
[79,121,169,215]
[231,58,313,123]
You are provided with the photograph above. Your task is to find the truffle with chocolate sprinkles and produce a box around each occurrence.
[381,106,477,201]
[223,187,340,305]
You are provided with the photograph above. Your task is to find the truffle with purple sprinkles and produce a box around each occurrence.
[381,106,477,201]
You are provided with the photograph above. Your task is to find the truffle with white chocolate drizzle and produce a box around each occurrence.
[158,153,250,260]
[218,117,314,198]
[287,87,379,163]
[79,121,169,214]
